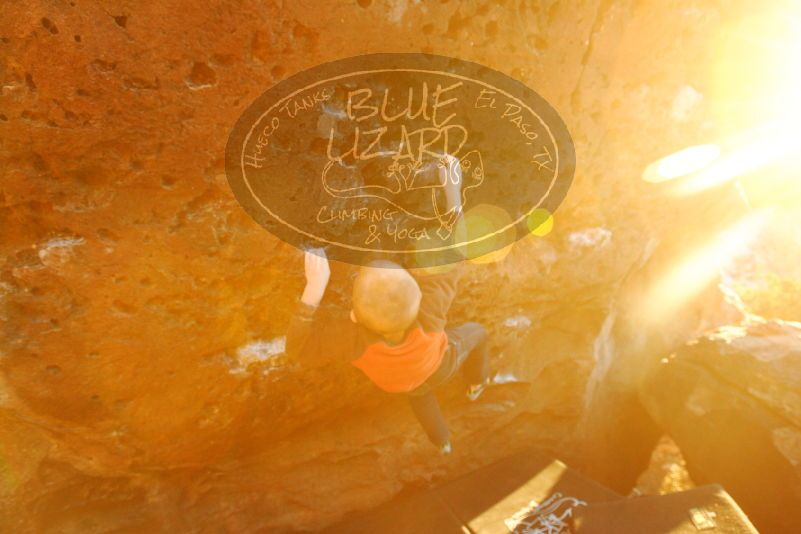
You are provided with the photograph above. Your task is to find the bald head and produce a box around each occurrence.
[352,260,422,335]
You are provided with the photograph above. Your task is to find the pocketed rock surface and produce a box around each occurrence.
[0,1,758,531]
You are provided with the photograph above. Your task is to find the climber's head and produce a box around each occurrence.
[351,260,421,338]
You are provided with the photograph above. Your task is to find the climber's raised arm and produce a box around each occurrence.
[285,248,330,359]
[440,154,463,217]
[301,248,330,307]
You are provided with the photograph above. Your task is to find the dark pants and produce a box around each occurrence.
[407,322,490,446]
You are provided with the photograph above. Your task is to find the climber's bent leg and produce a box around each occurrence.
[407,386,450,447]
[447,322,490,386]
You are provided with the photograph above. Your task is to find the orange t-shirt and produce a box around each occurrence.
[350,327,448,393]
[285,265,463,393]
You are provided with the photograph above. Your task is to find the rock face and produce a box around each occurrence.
[0,0,760,532]
[641,319,801,533]
[572,180,749,492]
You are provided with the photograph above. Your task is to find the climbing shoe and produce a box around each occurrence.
[466,379,490,401]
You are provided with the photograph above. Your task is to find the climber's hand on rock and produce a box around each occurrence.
[301,248,330,307]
